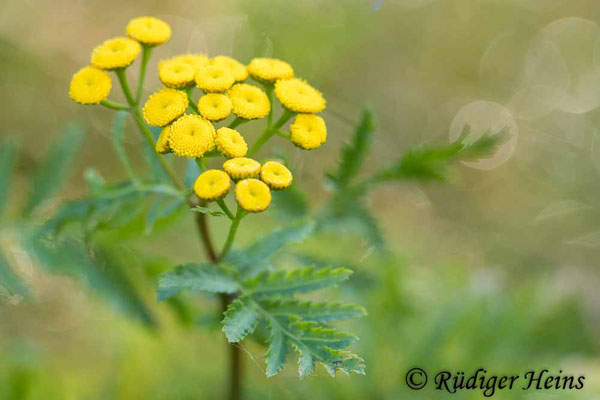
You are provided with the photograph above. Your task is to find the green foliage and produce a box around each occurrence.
[112,111,136,181]
[190,206,225,217]
[259,298,367,323]
[326,107,375,188]
[244,266,352,296]
[0,139,18,215]
[157,262,238,301]
[373,125,508,182]
[25,123,84,214]
[221,298,260,342]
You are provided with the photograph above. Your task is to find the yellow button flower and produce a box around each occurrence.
[69,66,111,105]
[198,93,232,121]
[143,88,189,127]
[289,114,327,150]
[91,37,141,70]
[260,161,293,190]
[171,53,209,73]
[168,114,216,158]
[194,169,231,201]
[275,78,325,113]
[195,65,235,93]
[155,126,172,154]
[235,179,271,213]
[126,16,171,46]
[223,157,261,180]
[216,128,247,158]
[158,58,195,88]
[228,84,270,120]
[247,57,293,82]
[210,55,248,82]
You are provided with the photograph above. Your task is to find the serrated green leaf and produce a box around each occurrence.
[0,139,18,215]
[112,111,136,181]
[245,266,352,296]
[260,298,367,322]
[226,221,315,278]
[265,319,290,377]
[329,108,375,188]
[190,206,225,217]
[221,298,259,342]
[26,123,85,213]
[157,263,238,301]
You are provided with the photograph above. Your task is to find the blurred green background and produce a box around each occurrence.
[2,0,600,398]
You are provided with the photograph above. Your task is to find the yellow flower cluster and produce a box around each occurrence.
[69,16,329,215]
[194,157,292,213]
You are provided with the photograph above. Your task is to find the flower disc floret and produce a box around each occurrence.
[91,37,141,70]
[143,88,188,127]
[158,58,195,88]
[275,78,325,113]
[155,126,172,154]
[194,169,231,201]
[172,53,209,72]
[69,66,111,104]
[210,55,248,81]
[260,161,293,190]
[235,179,271,213]
[289,114,327,150]
[168,114,216,158]
[216,128,247,158]
[198,93,232,121]
[126,16,171,46]
[223,157,261,180]
[195,65,235,92]
[228,84,270,120]
[247,57,294,82]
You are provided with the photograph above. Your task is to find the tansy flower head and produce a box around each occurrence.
[155,126,172,154]
[216,128,247,158]
[126,16,171,46]
[195,65,235,92]
[247,57,294,82]
[143,88,188,127]
[198,93,232,121]
[158,58,195,88]
[289,114,327,150]
[275,78,326,113]
[194,169,231,201]
[223,157,261,180]
[260,161,293,190]
[168,114,216,158]
[228,83,270,120]
[210,55,248,82]
[91,37,141,70]
[235,179,271,213]
[171,53,209,73]
[69,66,111,104]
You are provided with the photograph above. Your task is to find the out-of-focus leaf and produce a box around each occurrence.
[373,125,508,182]
[319,198,384,248]
[328,107,376,188]
[190,206,225,217]
[244,266,352,296]
[226,220,315,278]
[25,123,84,213]
[272,183,309,219]
[112,111,136,181]
[0,139,18,215]
[143,126,169,183]
[184,158,201,188]
[0,252,29,302]
[157,262,239,301]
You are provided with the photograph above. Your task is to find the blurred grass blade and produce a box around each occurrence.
[112,111,137,181]
[25,122,84,214]
[0,139,18,215]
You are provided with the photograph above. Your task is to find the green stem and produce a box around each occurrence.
[115,68,136,106]
[132,108,184,189]
[216,198,235,220]
[135,46,153,105]
[228,117,247,129]
[264,84,274,127]
[186,86,199,114]
[248,109,294,155]
[275,130,290,139]
[195,157,206,172]
[100,99,130,111]
[219,205,245,261]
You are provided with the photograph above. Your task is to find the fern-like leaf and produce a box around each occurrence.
[222,298,260,342]
[157,262,238,301]
[245,266,352,296]
[260,298,367,323]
